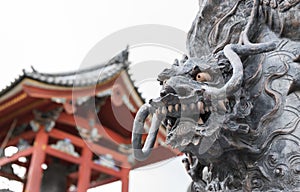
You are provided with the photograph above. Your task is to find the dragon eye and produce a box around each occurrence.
[274,165,287,177]
[196,72,212,82]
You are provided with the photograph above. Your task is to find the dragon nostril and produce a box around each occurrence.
[193,65,199,71]
[191,65,201,78]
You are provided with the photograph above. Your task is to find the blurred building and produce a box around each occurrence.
[0,49,176,192]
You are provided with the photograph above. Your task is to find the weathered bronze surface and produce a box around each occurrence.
[132,0,300,191]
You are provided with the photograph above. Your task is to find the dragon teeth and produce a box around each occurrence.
[168,105,173,112]
[192,137,200,145]
[162,106,167,114]
[175,104,179,111]
[182,104,187,111]
[198,117,204,125]
[156,108,161,114]
[160,99,219,116]
[198,101,205,114]
[190,103,196,110]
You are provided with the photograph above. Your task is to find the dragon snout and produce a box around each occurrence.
[162,76,204,98]
[160,85,176,97]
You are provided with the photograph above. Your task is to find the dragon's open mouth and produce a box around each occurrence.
[150,92,227,150]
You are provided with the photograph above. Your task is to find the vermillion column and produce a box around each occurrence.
[25,128,48,192]
[77,144,92,192]
[121,167,130,192]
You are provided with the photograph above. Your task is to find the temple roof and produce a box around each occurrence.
[0,48,177,174]
[0,48,137,98]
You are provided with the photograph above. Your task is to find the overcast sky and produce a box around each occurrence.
[0,1,198,191]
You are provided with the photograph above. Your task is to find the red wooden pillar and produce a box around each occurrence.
[121,168,130,192]
[77,144,92,192]
[25,128,48,192]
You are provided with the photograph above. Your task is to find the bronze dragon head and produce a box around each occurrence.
[132,0,300,191]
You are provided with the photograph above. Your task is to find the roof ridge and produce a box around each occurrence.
[24,48,130,77]
[0,48,130,97]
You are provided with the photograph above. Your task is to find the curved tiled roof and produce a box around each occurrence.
[0,48,140,97]
[24,63,125,87]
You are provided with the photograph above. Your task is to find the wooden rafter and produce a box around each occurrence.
[0,147,33,167]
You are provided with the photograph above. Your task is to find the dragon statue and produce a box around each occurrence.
[132,0,300,191]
